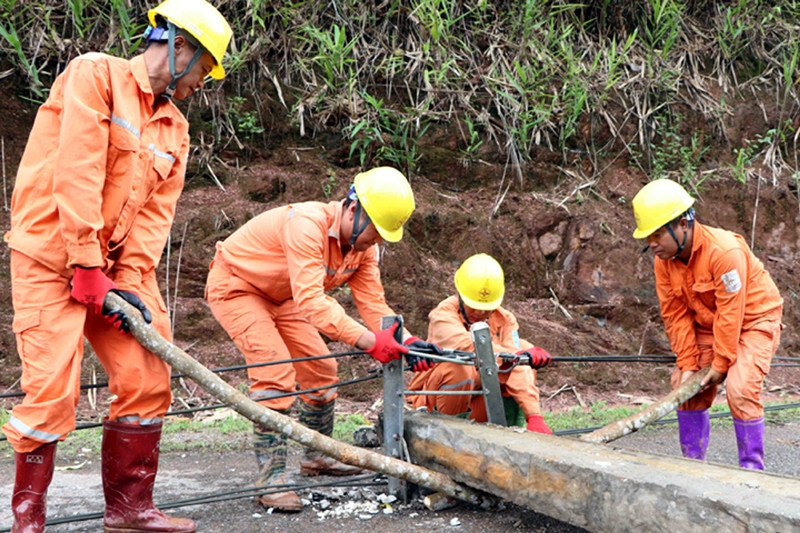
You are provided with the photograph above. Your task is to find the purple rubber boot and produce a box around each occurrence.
[734,417,765,470]
[677,409,710,460]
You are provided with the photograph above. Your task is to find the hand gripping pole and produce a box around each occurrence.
[105,292,499,509]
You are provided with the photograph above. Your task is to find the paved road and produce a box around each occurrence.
[1,419,799,532]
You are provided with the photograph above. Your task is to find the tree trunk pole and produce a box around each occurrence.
[580,367,712,444]
[106,293,499,509]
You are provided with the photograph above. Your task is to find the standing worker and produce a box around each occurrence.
[408,253,554,434]
[3,1,232,531]
[204,166,441,512]
[631,179,783,469]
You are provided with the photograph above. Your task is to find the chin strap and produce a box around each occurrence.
[163,23,204,100]
[665,207,696,260]
[146,22,205,100]
[349,201,372,246]
[457,297,492,326]
[666,223,688,259]
[346,186,372,246]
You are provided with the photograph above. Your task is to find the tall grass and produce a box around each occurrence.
[1,0,799,182]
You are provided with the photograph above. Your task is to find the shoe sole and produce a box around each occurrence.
[257,495,303,513]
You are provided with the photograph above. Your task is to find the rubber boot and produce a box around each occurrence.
[101,419,195,532]
[676,409,710,461]
[11,442,57,533]
[254,413,302,512]
[734,417,765,470]
[298,400,363,476]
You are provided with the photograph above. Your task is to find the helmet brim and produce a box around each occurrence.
[209,63,225,80]
[460,293,503,311]
[375,224,403,243]
[632,226,656,239]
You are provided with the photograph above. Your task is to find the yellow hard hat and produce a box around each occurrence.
[148,0,233,80]
[454,254,505,311]
[353,167,415,243]
[631,179,695,239]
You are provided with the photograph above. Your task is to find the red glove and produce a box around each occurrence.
[71,266,118,315]
[526,414,553,434]
[366,323,408,363]
[517,347,552,369]
[403,336,440,372]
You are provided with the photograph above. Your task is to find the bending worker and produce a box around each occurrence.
[631,179,783,469]
[408,253,553,434]
[205,167,441,512]
[3,1,232,532]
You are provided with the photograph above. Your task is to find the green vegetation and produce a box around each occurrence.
[332,413,370,443]
[630,112,710,193]
[2,1,799,182]
[544,399,800,433]
[226,96,265,140]
[2,403,799,459]
[0,409,374,457]
[544,401,639,432]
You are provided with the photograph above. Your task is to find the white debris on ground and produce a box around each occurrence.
[310,488,403,520]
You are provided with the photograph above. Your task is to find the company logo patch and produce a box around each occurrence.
[721,269,742,294]
[26,454,44,464]
[478,288,491,300]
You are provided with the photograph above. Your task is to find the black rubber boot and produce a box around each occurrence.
[298,400,363,476]
[253,410,302,512]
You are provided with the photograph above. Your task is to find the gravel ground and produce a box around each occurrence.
[1,419,799,533]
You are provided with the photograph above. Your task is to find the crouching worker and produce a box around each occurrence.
[205,167,441,512]
[631,179,783,469]
[408,253,553,434]
[3,1,232,532]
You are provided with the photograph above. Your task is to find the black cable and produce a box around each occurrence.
[6,476,388,531]
[175,351,369,377]
[0,373,383,442]
[5,351,798,400]
[1,351,370,399]
[3,399,799,530]
[551,356,676,363]
[249,373,381,402]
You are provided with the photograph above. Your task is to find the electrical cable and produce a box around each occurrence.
[10,475,388,531]
[0,373,382,442]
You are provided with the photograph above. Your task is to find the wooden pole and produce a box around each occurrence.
[105,292,499,509]
[580,367,712,444]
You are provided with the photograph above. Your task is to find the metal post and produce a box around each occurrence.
[381,315,408,500]
[470,322,506,426]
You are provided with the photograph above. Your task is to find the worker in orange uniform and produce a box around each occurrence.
[205,166,441,512]
[3,1,232,531]
[631,179,783,470]
[408,253,553,434]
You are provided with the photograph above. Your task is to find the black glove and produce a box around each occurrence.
[102,289,152,334]
[403,336,443,372]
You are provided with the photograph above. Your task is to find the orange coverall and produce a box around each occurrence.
[408,295,542,421]
[3,53,189,453]
[657,223,783,420]
[205,201,398,412]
